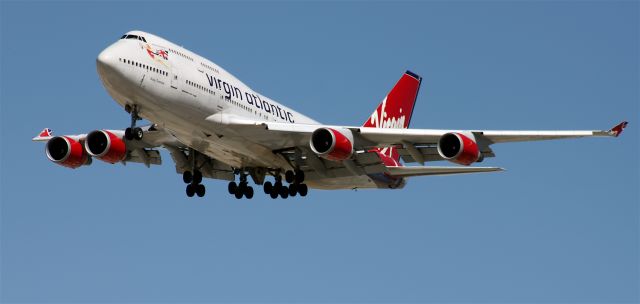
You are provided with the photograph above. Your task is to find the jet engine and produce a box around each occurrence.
[437,132,480,166]
[310,127,354,161]
[45,136,90,169]
[85,130,127,163]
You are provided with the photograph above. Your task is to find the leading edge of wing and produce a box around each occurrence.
[386,166,504,178]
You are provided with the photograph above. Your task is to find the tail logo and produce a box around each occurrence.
[368,97,407,129]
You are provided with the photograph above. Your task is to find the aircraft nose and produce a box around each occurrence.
[96,47,115,71]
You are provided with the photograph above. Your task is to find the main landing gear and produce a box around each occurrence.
[182,148,206,198]
[263,169,308,199]
[124,104,143,141]
[225,168,308,199]
[227,173,254,199]
[183,170,206,197]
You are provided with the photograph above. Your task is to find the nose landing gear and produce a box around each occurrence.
[124,104,143,141]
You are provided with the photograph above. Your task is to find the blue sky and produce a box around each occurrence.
[1,1,638,303]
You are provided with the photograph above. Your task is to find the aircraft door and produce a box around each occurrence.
[170,68,178,89]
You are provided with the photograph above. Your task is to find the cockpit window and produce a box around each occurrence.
[120,34,147,43]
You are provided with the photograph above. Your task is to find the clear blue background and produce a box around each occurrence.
[1,1,638,303]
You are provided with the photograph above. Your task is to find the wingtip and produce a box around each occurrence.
[609,121,628,137]
[32,128,54,141]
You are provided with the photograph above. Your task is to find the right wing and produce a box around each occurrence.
[33,125,234,180]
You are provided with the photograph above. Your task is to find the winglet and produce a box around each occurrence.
[32,128,53,141]
[609,121,628,137]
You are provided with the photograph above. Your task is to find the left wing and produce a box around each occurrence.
[206,113,627,165]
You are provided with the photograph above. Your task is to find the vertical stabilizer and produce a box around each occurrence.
[362,71,422,165]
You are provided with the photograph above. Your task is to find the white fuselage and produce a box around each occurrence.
[96,30,382,189]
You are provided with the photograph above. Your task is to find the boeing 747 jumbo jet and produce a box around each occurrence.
[33,31,627,199]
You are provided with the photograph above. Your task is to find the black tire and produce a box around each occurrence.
[245,186,254,199]
[285,170,295,184]
[298,184,308,197]
[263,181,273,194]
[193,170,202,184]
[134,127,143,140]
[295,170,305,184]
[234,188,243,199]
[186,184,195,197]
[288,183,297,197]
[228,181,237,194]
[182,171,193,184]
[270,190,278,199]
[124,128,133,140]
[196,184,206,197]
[274,181,283,194]
[280,186,289,199]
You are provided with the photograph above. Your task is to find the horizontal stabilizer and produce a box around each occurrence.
[386,166,504,178]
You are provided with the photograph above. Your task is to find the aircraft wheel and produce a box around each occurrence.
[193,170,202,184]
[196,184,206,197]
[134,127,143,140]
[245,186,254,199]
[279,186,289,199]
[186,184,195,197]
[274,181,283,194]
[298,184,308,197]
[124,128,134,140]
[228,181,237,195]
[234,188,244,199]
[183,171,193,184]
[294,170,305,184]
[285,170,295,183]
[263,181,273,194]
[269,190,278,199]
[288,183,297,197]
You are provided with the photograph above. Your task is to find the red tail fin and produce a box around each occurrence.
[363,71,422,165]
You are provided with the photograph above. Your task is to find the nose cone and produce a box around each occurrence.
[96,45,121,88]
[96,46,115,72]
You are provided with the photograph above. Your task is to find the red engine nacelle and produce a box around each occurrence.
[310,127,354,161]
[84,130,127,163]
[437,132,480,166]
[45,136,90,169]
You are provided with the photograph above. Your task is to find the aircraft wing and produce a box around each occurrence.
[206,114,627,165]
[33,125,234,180]
[385,165,504,177]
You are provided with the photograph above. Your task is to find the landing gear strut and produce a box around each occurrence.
[228,171,254,199]
[183,149,205,198]
[124,104,143,141]
[263,169,308,199]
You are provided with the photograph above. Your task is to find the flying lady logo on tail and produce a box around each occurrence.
[362,71,422,165]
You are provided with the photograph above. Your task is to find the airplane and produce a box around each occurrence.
[33,30,628,199]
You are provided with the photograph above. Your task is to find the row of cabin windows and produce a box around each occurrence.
[169,48,193,61]
[226,97,254,114]
[119,58,168,76]
[201,62,219,74]
[120,34,147,43]
[186,79,215,95]
[185,78,259,116]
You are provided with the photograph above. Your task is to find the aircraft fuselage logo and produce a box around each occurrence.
[145,44,168,60]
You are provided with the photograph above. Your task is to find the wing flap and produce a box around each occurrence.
[386,166,504,177]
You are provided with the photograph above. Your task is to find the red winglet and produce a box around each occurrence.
[38,128,53,137]
[609,121,628,137]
